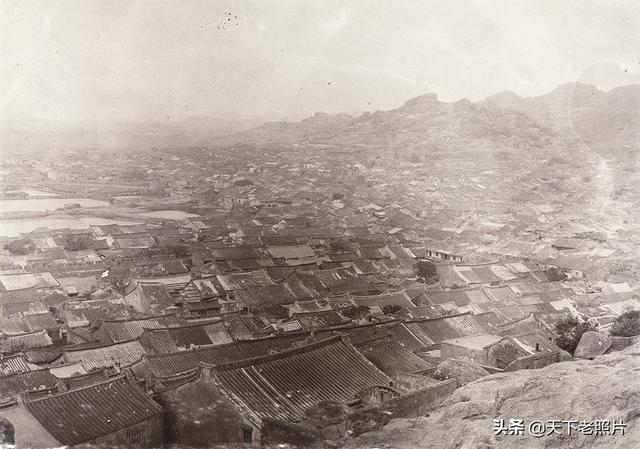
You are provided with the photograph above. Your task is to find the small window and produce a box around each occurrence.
[242,427,253,443]
[127,430,143,444]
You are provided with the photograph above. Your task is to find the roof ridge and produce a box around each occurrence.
[406,311,472,323]
[23,374,128,404]
[99,312,177,323]
[201,334,345,371]
[61,338,141,352]
[142,320,224,333]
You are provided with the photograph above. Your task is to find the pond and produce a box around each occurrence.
[0,197,108,213]
[0,216,141,237]
[135,210,200,220]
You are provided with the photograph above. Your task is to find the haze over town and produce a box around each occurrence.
[1,1,640,449]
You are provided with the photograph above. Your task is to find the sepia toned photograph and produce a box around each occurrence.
[1,1,639,448]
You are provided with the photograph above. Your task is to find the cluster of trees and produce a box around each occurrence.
[416,260,439,284]
[554,316,595,354]
[545,267,568,282]
[4,239,35,255]
[342,305,370,321]
[554,311,640,355]
[109,265,133,295]
[610,311,640,338]
[63,235,89,251]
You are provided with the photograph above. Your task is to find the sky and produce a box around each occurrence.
[2,0,640,123]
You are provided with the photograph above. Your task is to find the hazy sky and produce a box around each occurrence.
[2,0,640,123]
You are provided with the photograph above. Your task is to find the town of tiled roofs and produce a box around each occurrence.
[1,140,639,447]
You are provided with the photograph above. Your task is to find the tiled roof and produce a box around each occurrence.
[0,354,33,376]
[473,311,510,333]
[1,300,49,316]
[290,311,349,329]
[509,331,561,355]
[211,246,261,260]
[60,368,111,390]
[0,330,53,355]
[0,272,59,291]
[351,291,416,309]
[404,313,486,347]
[94,314,181,344]
[140,322,234,354]
[24,346,63,364]
[62,340,146,371]
[217,270,274,291]
[24,312,58,332]
[0,369,58,404]
[355,336,434,377]
[144,332,307,378]
[0,316,30,335]
[210,335,392,425]
[244,283,311,306]
[47,362,87,380]
[24,375,162,446]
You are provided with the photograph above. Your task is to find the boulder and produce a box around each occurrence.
[574,331,611,359]
[351,342,640,449]
[606,335,640,353]
[433,358,489,386]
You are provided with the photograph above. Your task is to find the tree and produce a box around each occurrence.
[610,311,640,337]
[329,238,352,253]
[382,304,402,316]
[554,316,595,354]
[170,245,190,259]
[109,265,133,295]
[416,260,439,283]
[342,305,370,321]
[4,239,35,255]
[546,267,567,282]
[63,235,89,251]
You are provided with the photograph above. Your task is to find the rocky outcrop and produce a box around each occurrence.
[433,359,490,386]
[349,342,640,449]
[574,331,612,359]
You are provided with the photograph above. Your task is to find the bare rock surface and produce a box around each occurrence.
[574,331,612,359]
[347,343,640,449]
[433,359,490,386]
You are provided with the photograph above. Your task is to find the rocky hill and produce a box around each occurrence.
[481,82,640,148]
[348,342,640,449]
[225,93,554,152]
[224,83,640,154]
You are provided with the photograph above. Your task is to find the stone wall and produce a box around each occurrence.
[92,415,163,448]
[156,373,259,447]
[319,379,457,439]
[261,418,320,447]
[504,350,566,371]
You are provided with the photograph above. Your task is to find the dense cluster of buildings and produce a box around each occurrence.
[0,145,638,447]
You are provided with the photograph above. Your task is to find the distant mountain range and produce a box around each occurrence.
[225,82,640,151]
[3,83,639,153]
[480,83,640,148]
[1,116,263,153]
[222,93,553,152]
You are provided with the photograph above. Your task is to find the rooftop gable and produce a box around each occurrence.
[24,375,162,446]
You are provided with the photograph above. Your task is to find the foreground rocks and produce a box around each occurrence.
[574,331,612,359]
[348,342,640,449]
[433,359,490,386]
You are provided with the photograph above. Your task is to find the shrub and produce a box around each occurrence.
[382,305,402,315]
[4,239,35,255]
[417,260,439,283]
[554,316,595,354]
[610,310,640,337]
[546,267,568,282]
